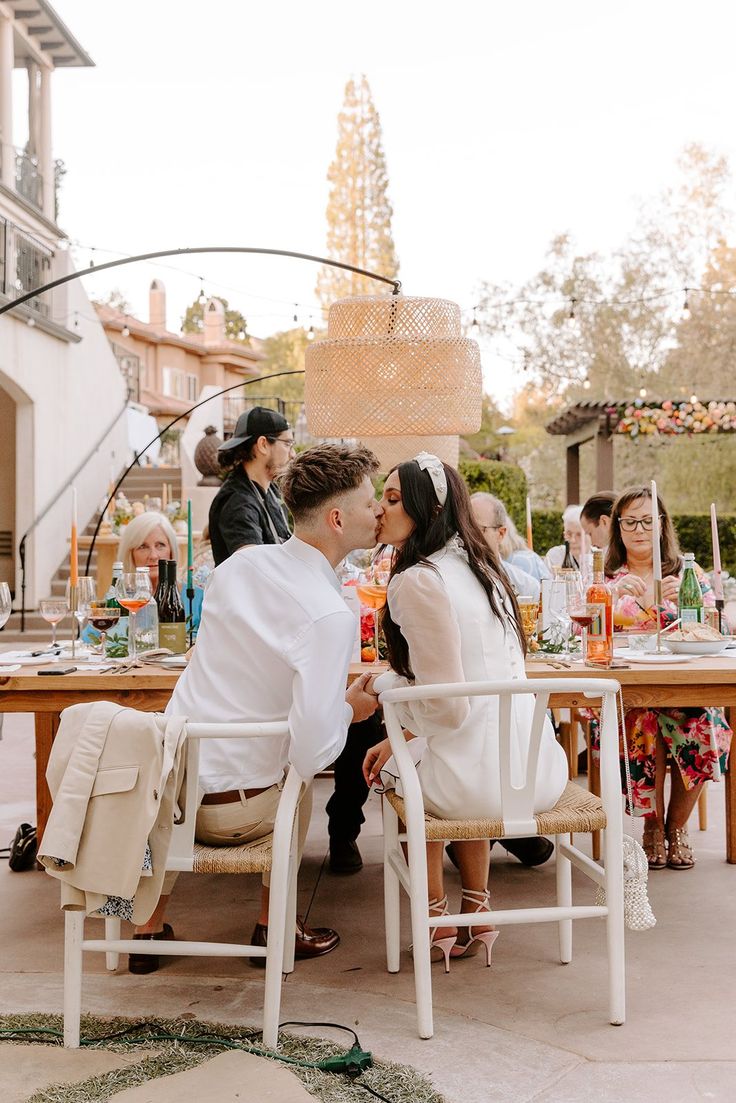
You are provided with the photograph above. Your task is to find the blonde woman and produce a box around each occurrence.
[117,511,179,591]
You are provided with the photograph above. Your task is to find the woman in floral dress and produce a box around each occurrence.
[601,485,731,870]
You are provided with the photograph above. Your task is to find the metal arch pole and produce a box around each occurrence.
[0,246,402,318]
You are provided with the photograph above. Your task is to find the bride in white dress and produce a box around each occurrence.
[363,454,567,968]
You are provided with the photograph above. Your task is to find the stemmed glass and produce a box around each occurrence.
[88,603,121,657]
[565,572,590,659]
[0,582,11,631]
[66,576,96,656]
[546,576,574,655]
[116,570,152,660]
[39,597,69,650]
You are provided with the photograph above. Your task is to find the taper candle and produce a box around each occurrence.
[651,480,662,582]
[526,495,533,550]
[187,499,193,573]
[162,483,168,510]
[711,502,724,600]
[70,488,79,586]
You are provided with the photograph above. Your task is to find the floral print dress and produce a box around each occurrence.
[591,562,732,816]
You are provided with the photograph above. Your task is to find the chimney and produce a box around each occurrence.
[203,297,226,346]
[149,279,166,328]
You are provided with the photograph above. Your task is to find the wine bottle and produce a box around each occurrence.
[678,553,704,625]
[158,560,187,653]
[562,539,577,570]
[105,561,125,611]
[585,549,613,667]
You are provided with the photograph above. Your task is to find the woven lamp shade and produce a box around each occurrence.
[305,295,482,437]
[361,434,460,472]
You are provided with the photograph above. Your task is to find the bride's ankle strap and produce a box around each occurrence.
[461,888,490,906]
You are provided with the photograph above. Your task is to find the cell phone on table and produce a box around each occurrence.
[37,666,77,676]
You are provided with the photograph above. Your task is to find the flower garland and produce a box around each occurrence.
[614,399,736,439]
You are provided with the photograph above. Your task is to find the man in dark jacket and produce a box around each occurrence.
[209,407,294,565]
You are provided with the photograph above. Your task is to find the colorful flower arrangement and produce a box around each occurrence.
[360,609,386,662]
[614,399,736,438]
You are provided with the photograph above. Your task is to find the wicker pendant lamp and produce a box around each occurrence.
[361,434,460,472]
[305,295,482,437]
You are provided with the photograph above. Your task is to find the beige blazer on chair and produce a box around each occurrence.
[39,701,187,923]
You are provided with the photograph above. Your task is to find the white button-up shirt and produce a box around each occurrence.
[166,537,355,792]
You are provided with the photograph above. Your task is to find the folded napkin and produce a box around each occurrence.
[0,664,21,673]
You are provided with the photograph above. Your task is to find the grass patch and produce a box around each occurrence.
[0,1013,446,1103]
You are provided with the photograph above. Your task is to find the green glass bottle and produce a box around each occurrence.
[678,553,704,625]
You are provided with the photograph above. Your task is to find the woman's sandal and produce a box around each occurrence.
[666,825,695,870]
[426,895,457,973]
[450,888,499,966]
[642,820,667,870]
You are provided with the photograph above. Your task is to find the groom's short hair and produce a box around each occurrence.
[280,444,379,522]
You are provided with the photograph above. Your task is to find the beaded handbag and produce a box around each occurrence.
[595,693,656,931]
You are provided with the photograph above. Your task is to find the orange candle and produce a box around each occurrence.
[70,487,79,586]
[526,495,533,550]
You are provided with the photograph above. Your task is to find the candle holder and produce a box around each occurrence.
[654,580,663,653]
[186,567,195,650]
[69,583,78,659]
[716,597,725,635]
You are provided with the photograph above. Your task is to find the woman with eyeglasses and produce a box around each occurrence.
[598,486,731,870]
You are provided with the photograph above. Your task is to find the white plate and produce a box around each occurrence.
[613,649,693,664]
[155,656,188,669]
[0,653,61,667]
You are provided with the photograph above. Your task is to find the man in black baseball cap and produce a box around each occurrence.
[209,406,296,565]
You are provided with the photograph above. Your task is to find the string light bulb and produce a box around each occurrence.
[122,319,130,337]
[639,386,647,398]
[690,393,698,404]
[569,297,577,320]
[471,309,479,329]
[197,283,206,304]
[307,324,315,341]
[683,288,690,316]
[582,376,591,390]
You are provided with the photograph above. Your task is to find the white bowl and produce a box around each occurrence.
[665,639,729,656]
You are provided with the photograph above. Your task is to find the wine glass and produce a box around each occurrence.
[356,563,389,661]
[116,570,152,660]
[66,576,96,655]
[0,582,11,631]
[88,603,121,657]
[566,572,590,659]
[39,597,69,650]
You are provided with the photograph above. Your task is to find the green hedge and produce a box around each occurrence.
[530,509,736,573]
[458,460,527,530]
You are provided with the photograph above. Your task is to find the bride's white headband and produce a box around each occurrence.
[413,452,447,506]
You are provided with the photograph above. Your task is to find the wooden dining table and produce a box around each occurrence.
[2,654,735,862]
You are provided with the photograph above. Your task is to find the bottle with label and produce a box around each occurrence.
[562,539,577,570]
[102,560,128,657]
[585,549,613,667]
[134,566,158,653]
[678,553,704,625]
[157,560,187,653]
[105,562,125,610]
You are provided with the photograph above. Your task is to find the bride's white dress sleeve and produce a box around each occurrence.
[373,567,470,733]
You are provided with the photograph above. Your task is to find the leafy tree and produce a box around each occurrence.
[97,288,133,314]
[255,327,310,405]
[181,295,249,342]
[316,75,399,305]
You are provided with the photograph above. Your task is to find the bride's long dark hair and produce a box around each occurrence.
[380,461,526,679]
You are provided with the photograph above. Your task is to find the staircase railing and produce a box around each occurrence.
[17,401,129,631]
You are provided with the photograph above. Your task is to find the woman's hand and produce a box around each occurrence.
[661,575,680,603]
[362,738,393,786]
[614,574,647,598]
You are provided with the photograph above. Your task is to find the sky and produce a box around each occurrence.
[22,0,736,409]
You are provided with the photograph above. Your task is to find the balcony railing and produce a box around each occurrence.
[0,216,53,318]
[15,147,43,209]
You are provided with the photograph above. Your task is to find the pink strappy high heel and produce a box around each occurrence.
[427,895,457,973]
[450,888,499,966]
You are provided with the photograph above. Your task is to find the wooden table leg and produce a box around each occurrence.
[34,712,60,842]
[726,708,736,864]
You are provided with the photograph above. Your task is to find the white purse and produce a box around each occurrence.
[595,693,656,931]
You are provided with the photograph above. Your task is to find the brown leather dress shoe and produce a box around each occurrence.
[249,916,340,967]
[128,923,175,975]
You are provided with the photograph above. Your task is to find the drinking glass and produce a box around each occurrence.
[566,572,591,659]
[88,603,121,657]
[0,581,11,631]
[39,597,69,649]
[66,576,96,654]
[517,596,540,645]
[356,564,389,660]
[116,571,152,660]
[546,577,573,654]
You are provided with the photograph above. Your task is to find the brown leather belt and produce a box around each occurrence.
[201,786,270,805]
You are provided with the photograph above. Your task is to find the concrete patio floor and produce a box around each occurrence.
[1,712,735,1102]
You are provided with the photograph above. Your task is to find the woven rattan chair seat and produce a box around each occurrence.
[384,780,606,841]
[192,834,273,874]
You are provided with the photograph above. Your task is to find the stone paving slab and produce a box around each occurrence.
[0,1042,137,1103]
[113,1049,313,1102]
